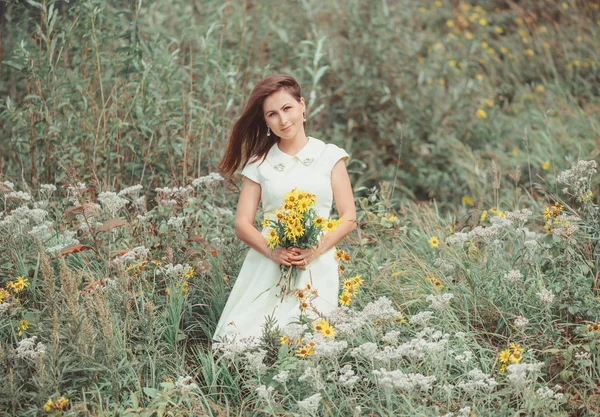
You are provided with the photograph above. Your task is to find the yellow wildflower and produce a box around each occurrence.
[542,160,550,170]
[426,276,444,290]
[296,345,314,358]
[499,349,511,363]
[465,31,473,40]
[280,335,290,345]
[322,324,336,338]
[480,210,488,222]
[479,18,487,26]
[55,397,69,409]
[500,364,507,372]
[535,85,545,92]
[0,288,10,303]
[323,218,341,232]
[261,216,270,229]
[495,26,503,34]
[339,291,352,306]
[476,109,487,119]
[313,318,329,333]
[524,49,535,56]
[462,196,474,205]
[20,320,28,331]
[509,351,523,363]
[6,276,29,293]
[313,217,325,227]
[44,399,54,412]
[485,99,494,107]
[428,236,439,248]
[476,73,483,81]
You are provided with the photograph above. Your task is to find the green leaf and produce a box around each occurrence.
[143,387,158,398]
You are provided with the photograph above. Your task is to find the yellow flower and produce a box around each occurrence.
[428,236,439,248]
[426,276,444,290]
[295,289,307,301]
[313,217,325,227]
[323,218,341,232]
[476,109,487,119]
[44,399,54,412]
[339,291,352,306]
[6,276,29,293]
[322,324,336,338]
[465,31,473,40]
[510,343,523,352]
[350,274,364,287]
[535,85,545,92]
[313,318,329,333]
[495,26,504,34]
[274,209,285,221]
[524,49,535,56]
[542,160,550,170]
[479,18,487,26]
[297,199,310,213]
[485,99,494,107]
[499,349,511,363]
[261,216,270,229]
[335,249,350,262]
[20,320,28,331]
[509,351,523,363]
[284,188,300,203]
[300,300,310,311]
[476,73,483,81]
[280,335,290,345]
[480,210,488,222]
[446,19,455,28]
[296,345,314,358]
[0,288,9,303]
[500,364,507,372]
[55,397,69,409]
[462,196,474,205]
[449,60,456,67]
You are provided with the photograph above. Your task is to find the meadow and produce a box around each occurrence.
[0,0,599,415]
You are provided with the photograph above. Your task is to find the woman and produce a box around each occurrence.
[213,74,356,341]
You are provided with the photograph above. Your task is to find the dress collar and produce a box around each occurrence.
[265,136,325,170]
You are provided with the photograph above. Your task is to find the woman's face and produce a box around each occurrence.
[263,90,305,140]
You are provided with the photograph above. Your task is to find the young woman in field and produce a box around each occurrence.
[213,74,356,341]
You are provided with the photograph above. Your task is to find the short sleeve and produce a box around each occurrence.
[325,144,350,172]
[240,160,260,184]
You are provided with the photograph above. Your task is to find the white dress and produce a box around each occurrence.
[212,136,349,341]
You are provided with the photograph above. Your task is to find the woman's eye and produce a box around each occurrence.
[284,107,291,111]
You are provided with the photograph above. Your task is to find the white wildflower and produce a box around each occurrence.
[339,364,360,388]
[6,191,32,201]
[373,368,436,391]
[118,184,143,197]
[506,362,544,388]
[514,316,529,330]
[212,337,261,360]
[175,376,198,392]
[98,191,128,215]
[504,269,523,283]
[456,368,498,393]
[297,393,322,415]
[255,385,274,401]
[0,303,11,314]
[557,160,597,198]
[536,289,555,304]
[505,209,533,223]
[350,342,378,358]
[575,351,590,361]
[273,370,290,384]
[361,296,400,322]
[154,186,193,198]
[167,216,185,230]
[426,293,454,311]
[45,231,80,256]
[112,246,149,265]
[381,330,401,345]
[409,311,434,326]
[16,336,46,361]
[244,349,267,372]
[455,350,473,364]
[40,184,57,193]
[192,172,224,188]
[445,232,470,246]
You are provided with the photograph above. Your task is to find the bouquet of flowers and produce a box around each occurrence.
[262,188,342,299]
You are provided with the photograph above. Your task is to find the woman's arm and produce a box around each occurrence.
[288,159,357,266]
[235,177,294,266]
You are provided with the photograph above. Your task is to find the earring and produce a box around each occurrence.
[267,126,271,136]
[303,112,307,122]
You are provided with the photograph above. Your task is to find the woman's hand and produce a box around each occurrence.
[269,247,295,267]
[287,244,322,269]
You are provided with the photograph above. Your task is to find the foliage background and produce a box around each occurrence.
[1,0,600,415]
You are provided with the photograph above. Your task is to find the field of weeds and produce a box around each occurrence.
[1,0,599,416]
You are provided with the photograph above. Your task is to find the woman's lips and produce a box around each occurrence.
[281,125,292,131]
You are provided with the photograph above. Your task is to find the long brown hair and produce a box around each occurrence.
[218,74,305,178]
